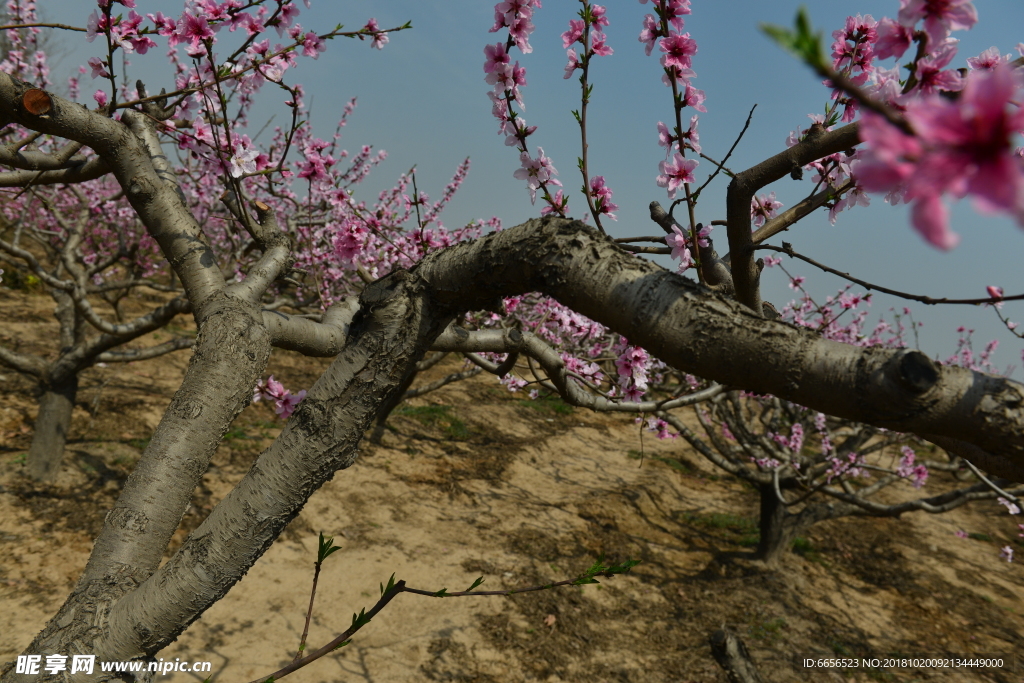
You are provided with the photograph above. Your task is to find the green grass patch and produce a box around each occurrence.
[127,437,151,451]
[791,536,826,564]
[223,426,248,441]
[517,393,573,416]
[2,270,41,292]
[395,405,471,440]
[749,616,787,642]
[968,532,992,542]
[680,511,760,547]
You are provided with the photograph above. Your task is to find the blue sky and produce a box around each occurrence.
[39,0,1024,373]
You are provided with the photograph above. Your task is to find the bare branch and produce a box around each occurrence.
[726,123,860,314]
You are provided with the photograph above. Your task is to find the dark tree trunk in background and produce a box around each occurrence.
[755,482,799,566]
[27,375,79,482]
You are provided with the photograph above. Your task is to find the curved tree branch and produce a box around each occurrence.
[726,123,861,313]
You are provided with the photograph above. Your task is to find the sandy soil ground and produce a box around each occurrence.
[2,286,1024,682]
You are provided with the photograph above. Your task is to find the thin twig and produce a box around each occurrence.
[755,243,1020,306]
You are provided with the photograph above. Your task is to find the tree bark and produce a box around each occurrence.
[26,375,78,482]
[755,483,795,566]
[709,628,764,683]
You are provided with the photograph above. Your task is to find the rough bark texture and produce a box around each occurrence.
[709,629,765,683]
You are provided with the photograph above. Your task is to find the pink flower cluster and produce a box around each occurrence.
[254,376,307,419]
[896,445,929,488]
[0,0,50,86]
[750,192,783,228]
[665,223,708,273]
[640,2,704,198]
[484,0,572,213]
[855,63,1024,250]
[561,3,612,81]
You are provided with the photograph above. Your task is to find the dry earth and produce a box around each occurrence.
[2,286,1024,682]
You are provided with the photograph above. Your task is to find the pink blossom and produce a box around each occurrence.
[563,49,580,79]
[589,176,618,220]
[987,285,1004,300]
[87,56,108,79]
[855,63,1024,249]
[229,148,259,178]
[590,31,612,57]
[681,84,706,112]
[147,11,177,35]
[638,14,660,56]
[540,189,568,217]
[831,14,877,72]
[86,11,103,42]
[656,153,698,199]
[93,89,108,107]
[681,114,700,153]
[363,18,389,50]
[661,63,696,88]
[874,17,913,59]
[276,3,301,36]
[911,39,964,95]
[513,147,559,204]
[657,121,674,156]
[1001,545,1014,562]
[829,185,871,224]
[662,0,691,31]
[176,12,215,54]
[488,61,527,103]
[562,19,584,48]
[301,31,326,59]
[998,496,1022,515]
[897,0,977,48]
[483,42,510,74]
[751,192,782,227]
[967,46,1009,70]
[896,445,929,487]
[507,14,536,54]
[659,32,697,71]
[954,529,969,539]
[253,376,306,419]
[667,225,689,262]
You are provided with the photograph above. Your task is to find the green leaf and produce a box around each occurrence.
[318,531,342,563]
[760,7,826,70]
[571,109,581,124]
[466,576,486,591]
[572,576,600,586]
[333,639,352,651]
[380,572,396,597]
[350,608,370,629]
[434,588,448,598]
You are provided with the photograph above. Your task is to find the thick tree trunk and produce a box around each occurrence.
[27,375,78,482]
[755,483,799,566]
